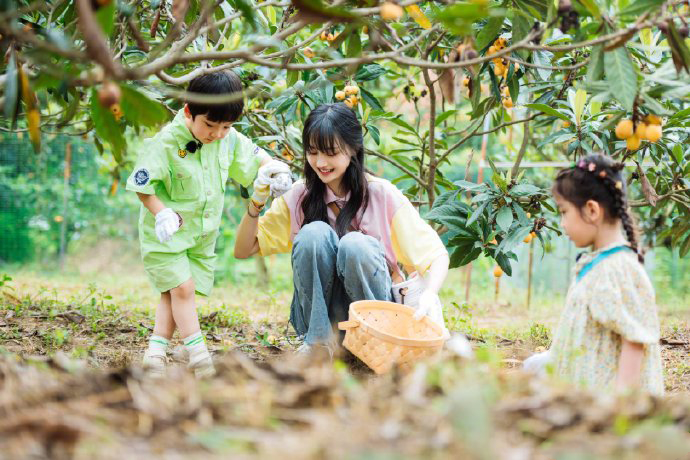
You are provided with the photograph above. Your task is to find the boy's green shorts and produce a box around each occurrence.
[141,230,218,296]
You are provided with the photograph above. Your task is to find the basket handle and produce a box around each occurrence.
[337,320,359,330]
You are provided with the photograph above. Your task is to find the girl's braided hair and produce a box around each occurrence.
[553,154,644,263]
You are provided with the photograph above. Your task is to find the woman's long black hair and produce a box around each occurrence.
[301,103,368,237]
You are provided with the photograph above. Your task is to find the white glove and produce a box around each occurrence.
[523,350,552,377]
[155,208,180,243]
[270,171,293,198]
[252,160,291,205]
[412,289,445,328]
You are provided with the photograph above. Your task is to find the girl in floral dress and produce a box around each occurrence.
[526,154,663,395]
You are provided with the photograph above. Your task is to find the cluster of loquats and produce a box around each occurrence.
[523,231,537,243]
[487,37,519,81]
[501,86,513,109]
[615,114,663,151]
[97,81,123,121]
[336,84,360,108]
[319,29,340,43]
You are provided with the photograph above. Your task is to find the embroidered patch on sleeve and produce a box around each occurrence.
[252,146,264,156]
[134,168,150,186]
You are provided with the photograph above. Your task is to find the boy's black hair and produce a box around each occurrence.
[553,154,644,263]
[186,70,244,122]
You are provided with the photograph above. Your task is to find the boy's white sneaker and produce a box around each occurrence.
[188,352,216,378]
[142,349,167,378]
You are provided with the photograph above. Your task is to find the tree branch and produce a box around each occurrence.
[364,149,426,187]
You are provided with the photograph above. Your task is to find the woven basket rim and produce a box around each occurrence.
[348,300,449,348]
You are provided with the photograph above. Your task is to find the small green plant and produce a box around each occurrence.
[43,328,70,348]
[529,322,551,347]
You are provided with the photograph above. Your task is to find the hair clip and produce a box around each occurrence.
[615,181,623,190]
[599,171,607,178]
[577,160,586,170]
[588,162,597,172]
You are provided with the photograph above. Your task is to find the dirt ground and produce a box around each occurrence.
[0,272,688,459]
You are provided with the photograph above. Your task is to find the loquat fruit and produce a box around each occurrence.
[626,134,641,150]
[335,91,346,101]
[303,47,315,58]
[615,119,634,139]
[635,122,647,140]
[380,2,403,21]
[344,85,359,96]
[493,266,504,278]
[644,114,662,125]
[645,124,662,142]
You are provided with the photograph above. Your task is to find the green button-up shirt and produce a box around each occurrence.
[126,110,263,250]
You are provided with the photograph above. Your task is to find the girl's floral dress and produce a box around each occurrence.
[549,243,664,395]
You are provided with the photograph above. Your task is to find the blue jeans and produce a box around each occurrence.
[290,221,393,345]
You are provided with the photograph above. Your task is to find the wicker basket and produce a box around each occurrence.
[337,300,449,374]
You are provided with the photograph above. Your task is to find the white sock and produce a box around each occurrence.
[183,331,209,361]
[148,335,169,355]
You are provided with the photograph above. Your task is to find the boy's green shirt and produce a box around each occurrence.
[126,110,263,250]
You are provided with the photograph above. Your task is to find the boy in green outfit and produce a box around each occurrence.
[126,71,291,377]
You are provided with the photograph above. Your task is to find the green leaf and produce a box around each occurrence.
[95,1,116,37]
[435,3,487,36]
[388,116,417,134]
[669,107,690,122]
[524,103,571,122]
[498,225,532,253]
[57,89,79,128]
[120,86,170,128]
[228,0,257,29]
[492,171,507,192]
[366,124,380,145]
[574,89,587,125]
[496,206,513,232]
[495,252,513,276]
[511,14,531,59]
[426,200,470,221]
[467,201,489,227]
[347,32,362,58]
[507,73,520,103]
[532,50,553,80]
[586,45,605,82]
[577,0,600,17]
[435,109,457,126]
[453,180,487,191]
[449,244,474,268]
[359,87,383,111]
[603,47,638,112]
[355,64,387,81]
[90,89,126,163]
[266,5,276,24]
[619,0,664,16]
[476,16,505,50]
[509,183,542,196]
